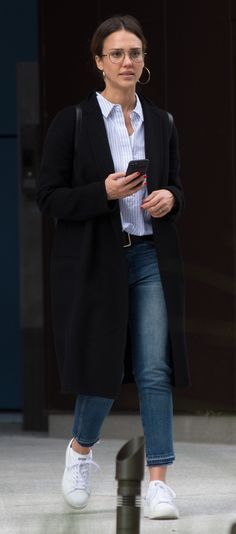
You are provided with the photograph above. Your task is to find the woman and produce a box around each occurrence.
[37,14,190,520]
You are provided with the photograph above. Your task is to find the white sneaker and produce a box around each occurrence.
[62,439,99,509]
[144,480,179,519]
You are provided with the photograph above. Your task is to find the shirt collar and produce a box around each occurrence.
[96,92,144,121]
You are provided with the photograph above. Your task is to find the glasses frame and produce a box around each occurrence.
[101,48,147,64]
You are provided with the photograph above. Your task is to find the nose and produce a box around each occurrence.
[122,52,133,65]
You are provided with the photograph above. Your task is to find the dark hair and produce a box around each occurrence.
[90,14,147,58]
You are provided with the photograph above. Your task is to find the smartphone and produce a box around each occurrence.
[125,158,149,178]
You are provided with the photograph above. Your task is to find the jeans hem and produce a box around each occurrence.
[146,454,175,467]
[72,433,100,448]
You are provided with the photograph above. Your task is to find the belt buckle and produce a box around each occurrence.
[123,232,131,248]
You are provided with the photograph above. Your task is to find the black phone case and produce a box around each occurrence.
[125,158,149,176]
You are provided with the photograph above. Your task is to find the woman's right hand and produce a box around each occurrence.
[105,171,146,200]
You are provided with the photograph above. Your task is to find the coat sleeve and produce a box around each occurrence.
[36,106,116,221]
[163,113,185,221]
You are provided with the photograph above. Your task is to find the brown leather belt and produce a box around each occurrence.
[122,231,154,248]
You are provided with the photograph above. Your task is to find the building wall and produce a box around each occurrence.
[0,0,37,408]
[166,0,236,411]
[1,0,235,419]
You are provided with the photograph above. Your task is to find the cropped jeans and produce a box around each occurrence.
[72,241,175,466]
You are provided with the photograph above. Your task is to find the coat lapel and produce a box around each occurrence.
[139,94,163,193]
[82,93,115,179]
[82,92,164,192]
[80,92,164,242]
[82,93,123,240]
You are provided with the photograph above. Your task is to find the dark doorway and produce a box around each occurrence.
[37,0,236,418]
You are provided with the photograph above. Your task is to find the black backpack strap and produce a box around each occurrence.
[73,105,82,175]
[167,111,174,140]
[74,105,82,153]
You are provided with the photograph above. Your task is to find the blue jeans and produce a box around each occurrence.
[72,241,175,466]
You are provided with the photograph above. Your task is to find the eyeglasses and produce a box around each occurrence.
[101,48,146,64]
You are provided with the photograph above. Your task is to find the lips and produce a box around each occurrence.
[120,71,134,77]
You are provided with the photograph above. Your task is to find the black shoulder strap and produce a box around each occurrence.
[167,111,174,140]
[73,105,82,175]
[74,105,82,153]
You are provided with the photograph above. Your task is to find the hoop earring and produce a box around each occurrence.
[102,70,106,79]
[137,66,151,85]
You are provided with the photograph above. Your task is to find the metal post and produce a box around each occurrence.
[116,436,144,533]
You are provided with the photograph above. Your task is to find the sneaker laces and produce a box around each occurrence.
[69,457,100,491]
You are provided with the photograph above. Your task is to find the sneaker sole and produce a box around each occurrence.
[144,503,179,520]
[62,487,90,510]
[62,479,90,510]
[63,497,89,510]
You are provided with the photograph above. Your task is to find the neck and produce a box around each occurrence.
[100,88,136,112]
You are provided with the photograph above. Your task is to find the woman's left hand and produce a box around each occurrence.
[141,189,175,217]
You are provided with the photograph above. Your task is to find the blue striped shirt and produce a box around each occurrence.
[96,92,153,236]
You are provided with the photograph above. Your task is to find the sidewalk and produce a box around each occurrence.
[0,427,236,533]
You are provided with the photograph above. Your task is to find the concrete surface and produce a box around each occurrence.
[0,421,236,533]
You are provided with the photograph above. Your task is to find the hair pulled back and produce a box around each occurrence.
[90,14,147,58]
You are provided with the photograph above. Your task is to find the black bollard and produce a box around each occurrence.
[116,436,144,534]
[230,524,236,533]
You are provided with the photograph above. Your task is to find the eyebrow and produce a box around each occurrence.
[108,47,142,51]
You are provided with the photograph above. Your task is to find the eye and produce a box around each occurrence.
[130,49,142,60]
[110,50,123,59]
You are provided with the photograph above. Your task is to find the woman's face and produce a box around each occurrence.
[95,30,144,91]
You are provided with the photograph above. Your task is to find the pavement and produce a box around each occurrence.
[0,422,236,534]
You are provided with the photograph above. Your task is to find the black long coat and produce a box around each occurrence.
[37,91,190,398]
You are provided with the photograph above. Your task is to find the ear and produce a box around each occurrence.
[95,55,103,71]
